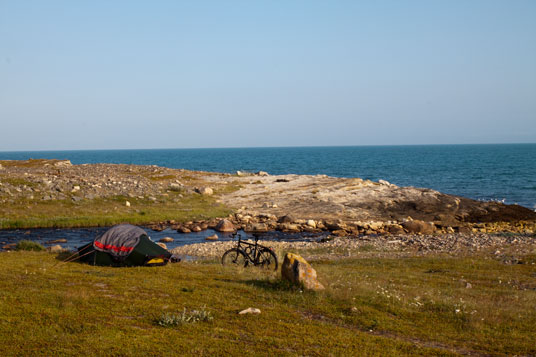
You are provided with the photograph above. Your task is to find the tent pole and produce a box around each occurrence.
[52,246,95,268]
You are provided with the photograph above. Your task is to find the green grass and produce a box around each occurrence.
[0,176,38,187]
[0,250,534,356]
[0,193,232,229]
[15,240,45,251]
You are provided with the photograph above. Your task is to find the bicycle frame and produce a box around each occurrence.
[234,233,263,264]
[222,232,278,270]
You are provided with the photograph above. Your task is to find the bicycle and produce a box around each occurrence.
[221,233,278,271]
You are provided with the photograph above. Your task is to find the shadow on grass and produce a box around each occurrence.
[244,278,305,292]
[215,276,307,292]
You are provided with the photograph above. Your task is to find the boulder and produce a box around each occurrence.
[46,239,68,244]
[244,223,269,233]
[49,245,64,253]
[331,229,348,237]
[256,171,269,176]
[205,234,218,241]
[125,201,131,207]
[455,226,472,234]
[54,160,72,167]
[156,242,167,249]
[215,219,236,232]
[195,187,213,195]
[169,183,183,191]
[159,237,174,243]
[277,223,301,233]
[401,220,436,234]
[306,219,316,228]
[178,226,191,233]
[277,215,295,224]
[281,253,324,291]
[386,224,405,235]
[238,307,261,315]
[192,225,202,232]
[368,221,384,231]
[325,221,346,231]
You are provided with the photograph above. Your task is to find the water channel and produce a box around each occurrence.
[0,226,328,251]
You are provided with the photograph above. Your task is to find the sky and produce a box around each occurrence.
[1,0,535,151]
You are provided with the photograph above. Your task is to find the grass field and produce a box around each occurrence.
[1,248,535,356]
[0,193,233,229]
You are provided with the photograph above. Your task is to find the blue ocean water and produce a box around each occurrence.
[1,144,535,209]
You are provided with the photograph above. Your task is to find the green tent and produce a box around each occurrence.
[77,224,173,267]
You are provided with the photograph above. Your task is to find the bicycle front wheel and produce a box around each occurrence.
[258,248,278,271]
[222,248,248,267]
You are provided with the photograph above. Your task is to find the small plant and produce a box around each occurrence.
[15,240,45,251]
[156,306,213,327]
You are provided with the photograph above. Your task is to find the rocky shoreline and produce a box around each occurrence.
[1,159,535,238]
[171,232,536,263]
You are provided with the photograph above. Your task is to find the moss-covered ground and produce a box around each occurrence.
[0,248,534,356]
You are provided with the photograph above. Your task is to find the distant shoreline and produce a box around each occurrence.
[2,142,536,154]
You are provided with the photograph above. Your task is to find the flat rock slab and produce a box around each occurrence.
[216,174,536,225]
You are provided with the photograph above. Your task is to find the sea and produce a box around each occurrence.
[1,144,535,210]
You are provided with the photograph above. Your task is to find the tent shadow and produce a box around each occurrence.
[54,251,76,261]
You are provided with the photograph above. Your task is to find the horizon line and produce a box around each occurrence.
[1,142,536,154]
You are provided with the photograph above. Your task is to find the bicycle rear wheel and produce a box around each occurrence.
[222,248,247,267]
[258,248,278,271]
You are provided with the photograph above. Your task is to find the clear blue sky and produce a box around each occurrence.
[1,0,535,151]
